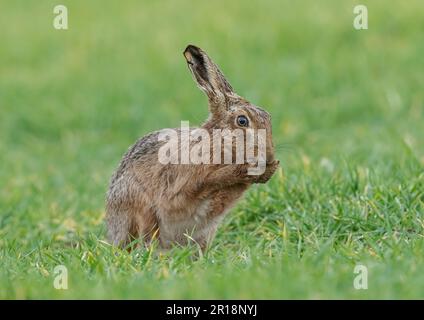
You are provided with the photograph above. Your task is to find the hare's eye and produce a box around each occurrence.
[236,115,249,127]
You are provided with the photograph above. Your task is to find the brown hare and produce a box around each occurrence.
[106,45,279,250]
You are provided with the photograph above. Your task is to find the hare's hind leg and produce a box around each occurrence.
[106,206,159,250]
[106,208,138,248]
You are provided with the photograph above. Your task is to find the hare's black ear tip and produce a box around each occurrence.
[183,45,201,65]
[184,44,202,57]
[184,44,199,52]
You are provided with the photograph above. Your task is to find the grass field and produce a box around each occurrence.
[0,0,423,299]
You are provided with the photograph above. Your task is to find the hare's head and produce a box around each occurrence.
[183,45,275,165]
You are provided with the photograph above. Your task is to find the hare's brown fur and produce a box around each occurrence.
[106,45,279,250]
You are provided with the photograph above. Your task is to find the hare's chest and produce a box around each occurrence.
[158,198,222,247]
[158,186,247,248]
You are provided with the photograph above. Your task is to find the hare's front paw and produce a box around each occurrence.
[234,165,254,182]
[252,160,280,184]
[206,164,254,186]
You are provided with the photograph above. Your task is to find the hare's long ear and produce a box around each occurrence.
[183,45,235,117]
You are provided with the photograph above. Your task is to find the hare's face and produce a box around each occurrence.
[227,103,275,165]
[183,44,276,165]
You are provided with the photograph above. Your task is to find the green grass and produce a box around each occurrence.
[0,0,423,299]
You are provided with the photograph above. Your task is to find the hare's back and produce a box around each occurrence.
[110,128,185,185]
